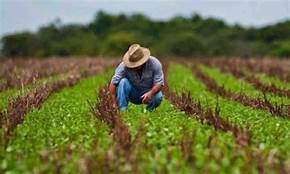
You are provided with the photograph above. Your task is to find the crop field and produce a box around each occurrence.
[0,57,289,173]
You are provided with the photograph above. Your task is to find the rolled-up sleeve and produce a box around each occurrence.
[153,60,164,86]
[111,62,126,85]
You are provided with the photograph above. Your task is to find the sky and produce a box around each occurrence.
[1,0,290,36]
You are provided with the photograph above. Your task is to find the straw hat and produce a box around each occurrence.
[123,44,150,68]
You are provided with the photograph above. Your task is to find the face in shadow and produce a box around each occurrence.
[129,63,145,72]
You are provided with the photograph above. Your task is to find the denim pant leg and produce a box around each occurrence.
[146,91,163,111]
[117,78,132,110]
[117,78,141,110]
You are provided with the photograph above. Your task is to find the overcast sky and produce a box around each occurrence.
[1,0,290,36]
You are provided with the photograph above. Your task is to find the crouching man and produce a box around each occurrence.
[109,44,164,112]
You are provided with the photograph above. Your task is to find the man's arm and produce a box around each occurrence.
[109,62,125,108]
[141,57,165,103]
[109,83,118,108]
[141,84,162,103]
[151,84,162,95]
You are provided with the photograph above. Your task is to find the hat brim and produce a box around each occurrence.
[122,47,150,68]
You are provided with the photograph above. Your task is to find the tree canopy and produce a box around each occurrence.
[1,11,290,58]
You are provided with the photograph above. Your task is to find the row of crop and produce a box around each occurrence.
[0,74,66,111]
[200,65,290,105]
[0,59,114,111]
[123,100,253,173]
[197,65,289,118]
[163,64,251,146]
[0,58,115,92]
[85,67,256,173]
[43,83,237,173]
[123,96,290,173]
[163,87,250,146]
[202,58,290,82]
[204,59,290,98]
[0,64,109,155]
[1,75,80,146]
[11,62,285,173]
[90,86,141,173]
[168,64,290,159]
[0,61,109,146]
[0,64,237,173]
[258,73,290,91]
[166,64,290,173]
[1,70,113,173]
[1,70,204,173]
[1,61,289,173]
[0,58,72,91]
[85,62,289,173]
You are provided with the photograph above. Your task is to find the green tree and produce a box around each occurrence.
[1,32,38,57]
[88,11,127,38]
[153,32,205,57]
[1,11,290,58]
[271,41,290,57]
[100,32,142,56]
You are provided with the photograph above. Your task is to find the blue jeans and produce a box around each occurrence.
[117,78,163,111]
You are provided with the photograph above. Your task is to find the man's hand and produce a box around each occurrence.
[112,97,118,108]
[141,85,162,104]
[141,90,153,104]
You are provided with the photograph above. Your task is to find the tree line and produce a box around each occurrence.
[1,11,290,58]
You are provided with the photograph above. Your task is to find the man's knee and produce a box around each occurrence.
[154,92,163,104]
[117,78,132,95]
[146,92,163,111]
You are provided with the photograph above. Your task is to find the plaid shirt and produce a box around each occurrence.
[111,56,164,90]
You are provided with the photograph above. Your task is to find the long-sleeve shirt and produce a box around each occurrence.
[111,56,164,91]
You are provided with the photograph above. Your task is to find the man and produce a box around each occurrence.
[109,44,164,112]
